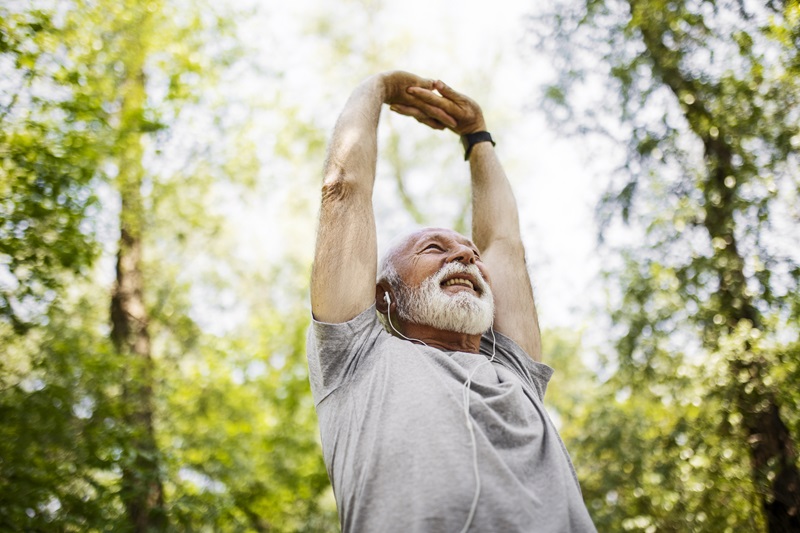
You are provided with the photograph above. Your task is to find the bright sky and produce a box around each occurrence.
[225,0,613,332]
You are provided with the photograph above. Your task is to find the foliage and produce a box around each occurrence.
[545,326,768,531]
[0,285,127,531]
[530,0,800,530]
[1,0,337,530]
[0,4,112,331]
[161,296,336,532]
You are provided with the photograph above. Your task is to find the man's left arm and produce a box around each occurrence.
[392,81,542,361]
[467,140,541,361]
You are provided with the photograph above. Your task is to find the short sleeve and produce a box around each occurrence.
[480,330,554,401]
[306,304,383,405]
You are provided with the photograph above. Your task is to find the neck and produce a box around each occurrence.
[399,321,483,353]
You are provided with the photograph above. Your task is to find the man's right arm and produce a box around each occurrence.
[311,72,451,324]
[393,81,542,360]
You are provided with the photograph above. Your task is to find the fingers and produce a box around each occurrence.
[398,71,436,90]
[392,94,457,128]
[406,86,459,118]
[416,77,437,91]
[418,117,447,130]
[385,76,483,133]
[427,80,486,134]
[403,88,460,128]
[434,80,465,104]
[388,104,419,117]
[389,104,449,130]
[381,71,437,105]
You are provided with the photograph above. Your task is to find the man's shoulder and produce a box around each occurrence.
[306,304,385,405]
[480,329,554,401]
[309,304,382,343]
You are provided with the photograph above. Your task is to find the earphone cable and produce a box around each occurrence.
[385,293,496,532]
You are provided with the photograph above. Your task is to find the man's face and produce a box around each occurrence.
[388,229,494,335]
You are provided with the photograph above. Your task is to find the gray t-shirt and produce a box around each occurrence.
[307,305,596,532]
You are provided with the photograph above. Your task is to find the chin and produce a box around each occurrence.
[400,289,494,336]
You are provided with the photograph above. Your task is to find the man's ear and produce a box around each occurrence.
[375,283,394,314]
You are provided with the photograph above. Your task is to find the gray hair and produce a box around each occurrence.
[375,244,495,337]
[376,250,403,334]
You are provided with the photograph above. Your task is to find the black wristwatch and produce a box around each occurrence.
[461,131,495,160]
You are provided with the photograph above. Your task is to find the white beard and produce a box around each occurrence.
[396,262,494,335]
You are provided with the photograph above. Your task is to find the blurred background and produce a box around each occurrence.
[1,0,798,531]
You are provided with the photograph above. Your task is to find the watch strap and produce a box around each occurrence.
[461,131,495,160]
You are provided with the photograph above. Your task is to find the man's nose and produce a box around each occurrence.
[447,244,476,265]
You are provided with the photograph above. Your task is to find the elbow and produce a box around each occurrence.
[321,171,355,204]
[321,167,370,204]
[321,167,349,203]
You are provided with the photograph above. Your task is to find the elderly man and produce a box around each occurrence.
[308,71,596,532]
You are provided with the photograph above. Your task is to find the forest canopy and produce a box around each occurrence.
[1,0,798,531]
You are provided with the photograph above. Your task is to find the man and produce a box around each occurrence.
[308,71,596,532]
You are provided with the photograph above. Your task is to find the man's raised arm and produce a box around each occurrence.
[392,81,542,360]
[311,72,452,324]
[468,133,542,361]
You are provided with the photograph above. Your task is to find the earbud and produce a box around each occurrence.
[381,277,494,533]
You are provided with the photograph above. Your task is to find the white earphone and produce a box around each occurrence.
[381,285,495,532]
[385,292,427,347]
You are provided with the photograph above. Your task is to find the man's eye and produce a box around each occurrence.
[424,244,444,251]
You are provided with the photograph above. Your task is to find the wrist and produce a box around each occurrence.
[461,119,487,135]
[461,131,495,160]
[378,72,394,102]
[368,73,390,103]
[375,71,408,104]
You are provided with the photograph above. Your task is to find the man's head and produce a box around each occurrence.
[376,228,494,336]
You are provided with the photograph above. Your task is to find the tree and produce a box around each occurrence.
[0,4,110,332]
[158,269,338,532]
[108,1,168,527]
[2,0,344,528]
[1,4,126,529]
[529,0,800,530]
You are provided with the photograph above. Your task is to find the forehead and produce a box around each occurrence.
[401,228,476,251]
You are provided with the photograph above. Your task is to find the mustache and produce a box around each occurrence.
[429,262,489,294]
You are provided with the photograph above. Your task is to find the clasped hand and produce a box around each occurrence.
[380,71,486,136]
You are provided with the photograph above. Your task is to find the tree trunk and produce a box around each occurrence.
[109,9,167,531]
[629,1,800,528]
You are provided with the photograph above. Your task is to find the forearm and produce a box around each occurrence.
[469,142,523,249]
[393,81,523,247]
[469,141,542,361]
[322,75,386,194]
[312,76,386,323]
[383,76,542,358]
[312,71,441,323]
